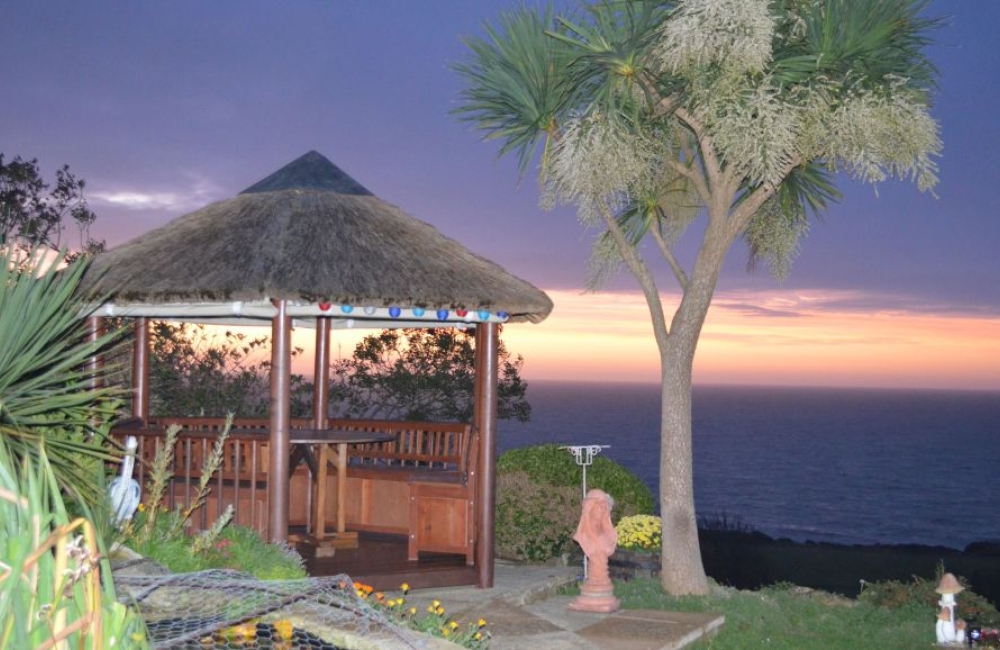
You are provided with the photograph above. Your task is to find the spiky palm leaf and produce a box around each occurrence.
[551,1,673,115]
[0,247,126,505]
[771,0,940,92]
[453,6,582,176]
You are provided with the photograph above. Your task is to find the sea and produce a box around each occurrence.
[497,381,1000,551]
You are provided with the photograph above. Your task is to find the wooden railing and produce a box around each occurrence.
[110,417,477,558]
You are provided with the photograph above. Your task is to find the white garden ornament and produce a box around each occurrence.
[108,435,141,524]
[935,572,967,646]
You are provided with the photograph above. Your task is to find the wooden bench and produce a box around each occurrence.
[111,417,478,564]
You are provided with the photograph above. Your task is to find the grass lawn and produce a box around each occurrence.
[615,579,931,650]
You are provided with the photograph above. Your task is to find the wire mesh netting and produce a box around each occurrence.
[114,568,430,650]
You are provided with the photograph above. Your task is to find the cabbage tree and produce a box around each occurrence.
[456,0,941,594]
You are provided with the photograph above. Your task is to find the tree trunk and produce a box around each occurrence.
[657,210,733,595]
[658,343,709,595]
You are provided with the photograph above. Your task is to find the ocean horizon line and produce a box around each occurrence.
[521,378,1000,395]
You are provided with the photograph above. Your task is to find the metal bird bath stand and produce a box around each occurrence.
[561,444,610,577]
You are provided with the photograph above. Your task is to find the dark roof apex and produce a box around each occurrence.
[240,150,373,196]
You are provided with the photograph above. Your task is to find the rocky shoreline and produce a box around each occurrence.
[697,530,1000,605]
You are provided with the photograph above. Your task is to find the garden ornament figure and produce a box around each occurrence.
[935,572,966,646]
[108,435,141,524]
[560,444,610,578]
[568,488,620,613]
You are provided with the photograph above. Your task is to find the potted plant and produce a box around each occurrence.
[611,514,662,580]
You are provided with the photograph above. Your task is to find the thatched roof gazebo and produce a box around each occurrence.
[82,151,552,587]
[86,150,551,325]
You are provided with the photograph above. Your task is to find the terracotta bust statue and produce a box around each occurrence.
[574,489,617,579]
[568,488,620,613]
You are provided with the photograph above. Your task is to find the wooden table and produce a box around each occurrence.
[288,428,395,554]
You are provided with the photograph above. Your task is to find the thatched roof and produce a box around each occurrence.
[83,151,552,326]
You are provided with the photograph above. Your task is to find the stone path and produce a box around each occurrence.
[406,562,724,650]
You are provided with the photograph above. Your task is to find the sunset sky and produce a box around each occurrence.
[3,1,998,391]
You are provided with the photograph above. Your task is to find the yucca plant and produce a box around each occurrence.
[0,245,126,507]
[0,439,147,649]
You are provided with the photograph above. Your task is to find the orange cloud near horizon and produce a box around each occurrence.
[498,289,1000,391]
[230,287,997,392]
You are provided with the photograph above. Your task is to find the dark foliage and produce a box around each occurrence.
[148,322,311,417]
[0,153,102,256]
[329,327,530,422]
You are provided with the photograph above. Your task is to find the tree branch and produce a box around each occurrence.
[725,155,803,239]
[595,200,672,351]
[649,220,689,290]
[673,107,726,199]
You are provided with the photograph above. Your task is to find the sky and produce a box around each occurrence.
[3,1,998,391]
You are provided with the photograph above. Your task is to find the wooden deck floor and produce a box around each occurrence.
[296,531,479,592]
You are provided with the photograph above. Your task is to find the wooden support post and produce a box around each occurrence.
[313,318,330,429]
[307,317,331,535]
[474,323,499,588]
[268,300,292,543]
[132,317,150,422]
[85,315,103,392]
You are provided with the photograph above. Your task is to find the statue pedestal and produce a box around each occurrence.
[568,577,620,613]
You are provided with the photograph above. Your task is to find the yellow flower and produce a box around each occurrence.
[409,607,417,616]
[400,582,410,594]
[442,628,450,637]
[449,620,459,630]
[273,620,293,641]
[137,503,146,512]
[475,632,483,640]
[221,622,257,640]
[478,618,487,628]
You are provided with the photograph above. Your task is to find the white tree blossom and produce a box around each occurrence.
[823,88,941,191]
[543,113,664,226]
[654,0,775,76]
[700,77,803,187]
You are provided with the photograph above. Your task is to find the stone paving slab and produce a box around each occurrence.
[578,609,725,650]
[464,599,563,637]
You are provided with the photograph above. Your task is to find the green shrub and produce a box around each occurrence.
[123,512,306,579]
[858,567,1000,626]
[495,470,580,562]
[495,444,655,563]
[118,421,306,580]
[498,444,655,520]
